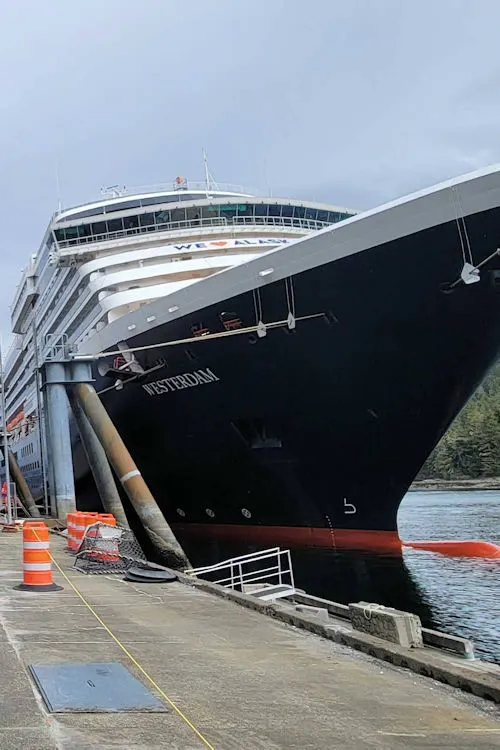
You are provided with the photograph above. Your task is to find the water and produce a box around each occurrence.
[398,490,500,663]
[182,491,500,663]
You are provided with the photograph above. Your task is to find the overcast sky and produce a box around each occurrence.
[1,0,500,342]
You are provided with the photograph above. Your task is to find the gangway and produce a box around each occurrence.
[186,547,296,602]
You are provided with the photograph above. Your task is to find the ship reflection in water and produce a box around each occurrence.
[180,491,500,665]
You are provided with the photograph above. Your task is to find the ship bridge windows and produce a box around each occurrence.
[54,202,355,248]
[139,213,155,228]
[169,208,185,224]
[123,215,139,231]
[107,218,123,233]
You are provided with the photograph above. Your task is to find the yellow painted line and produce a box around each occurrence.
[42,537,216,749]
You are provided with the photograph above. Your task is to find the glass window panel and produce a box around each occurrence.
[293,206,305,219]
[106,218,123,233]
[186,206,202,221]
[305,207,317,220]
[141,196,170,206]
[54,229,65,242]
[59,207,104,221]
[170,208,185,224]
[64,226,79,238]
[201,205,216,220]
[92,221,107,237]
[281,204,293,218]
[77,224,92,238]
[219,204,237,218]
[268,204,281,217]
[105,199,141,213]
[139,212,155,227]
[123,215,139,230]
[254,203,268,217]
[236,203,252,217]
[316,209,328,223]
[154,210,170,225]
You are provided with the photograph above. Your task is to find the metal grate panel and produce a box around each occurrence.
[29,662,167,713]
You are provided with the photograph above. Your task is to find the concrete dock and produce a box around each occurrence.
[0,532,499,749]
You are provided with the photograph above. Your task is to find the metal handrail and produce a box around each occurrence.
[188,547,281,574]
[187,547,294,593]
[55,215,327,251]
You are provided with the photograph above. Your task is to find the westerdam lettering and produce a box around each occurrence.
[142,368,219,396]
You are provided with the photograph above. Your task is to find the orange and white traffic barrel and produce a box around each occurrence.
[15,521,62,591]
[66,511,77,551]
[72,513,95,553]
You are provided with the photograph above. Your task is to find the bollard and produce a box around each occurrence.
[15,521,62,591]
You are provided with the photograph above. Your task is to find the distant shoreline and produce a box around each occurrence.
[410,478,500,492]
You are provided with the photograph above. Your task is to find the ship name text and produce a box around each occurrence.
[142,368,219,396]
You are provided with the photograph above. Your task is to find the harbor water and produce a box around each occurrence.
[398,490,500,663]
[182,490,500,664]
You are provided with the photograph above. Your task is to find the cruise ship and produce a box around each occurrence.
[5,164,500,554]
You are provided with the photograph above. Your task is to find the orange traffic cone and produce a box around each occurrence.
[15,521,62,591]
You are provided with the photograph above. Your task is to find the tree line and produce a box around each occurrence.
[418,364,500,479]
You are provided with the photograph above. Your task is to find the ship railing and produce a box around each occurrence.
[186,547,296,600]
[55,215,328,251]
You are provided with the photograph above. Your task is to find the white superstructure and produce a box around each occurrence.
[3,176,356,490]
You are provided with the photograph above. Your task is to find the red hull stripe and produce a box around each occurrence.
[173,523,403,554]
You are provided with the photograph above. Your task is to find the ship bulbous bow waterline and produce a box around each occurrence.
[80,197,500,555]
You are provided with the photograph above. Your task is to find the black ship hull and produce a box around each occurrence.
[79,203,500,554]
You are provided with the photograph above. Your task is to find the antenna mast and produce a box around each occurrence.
[202,149,218,194]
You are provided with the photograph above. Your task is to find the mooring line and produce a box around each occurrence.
[39,533,216,750]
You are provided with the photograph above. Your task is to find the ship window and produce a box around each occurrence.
[105,199,141,213]
[200,206,215,220]
[54,206,104,222]
[107,218,123,233]
[141,196,169,206]
[186,206,201,222]
[170,208,185,224]
[254,203,268,218]
[281,205,293,218]
[64,226,79,239]
[317,209,328,223]
[293,206,305,219]
[77,224,92,238]
[268,204,281,217]
[219,204,237,218]
[236,204,252,217]
[155,210,170,225]
[140,213,155,227]
[305,207,317,221]
[92,221,107,237]
[123,215,138,230]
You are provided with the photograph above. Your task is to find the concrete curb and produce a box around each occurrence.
[177,571,500,704]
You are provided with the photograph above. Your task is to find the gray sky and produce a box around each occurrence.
[1,0,500,342]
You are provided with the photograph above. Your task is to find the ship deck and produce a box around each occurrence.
[0,532,498,749]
